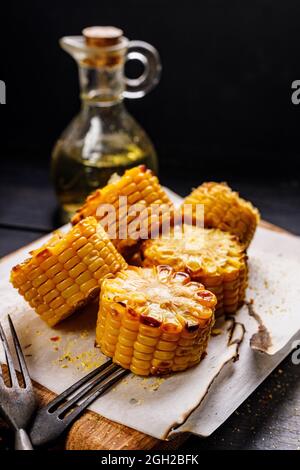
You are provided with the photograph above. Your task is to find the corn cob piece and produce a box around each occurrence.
[141,224,247,317]
[96,265,216,376]
[10,217,127,327]
[183,182,260,248]
[71,165,174,255]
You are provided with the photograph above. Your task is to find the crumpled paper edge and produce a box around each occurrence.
[163,317,245,439]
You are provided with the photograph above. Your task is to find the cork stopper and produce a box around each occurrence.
[82,26,123,47]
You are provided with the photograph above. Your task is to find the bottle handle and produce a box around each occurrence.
[123,40,162,99]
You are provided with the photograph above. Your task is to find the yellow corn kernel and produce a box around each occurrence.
[119,335,136,348]
[19,281,32,293]
[47,262,64,278]
[71,165,174,256]
[54,270,69,284]
[64,256,81,271]
[94,265,110,280]
[134,350,153,361]
[155,340,177,352]
[50,296,65,310]
[77,243,94,259]
[61,284,79,300]
[27,267,43,281]
[57,278,74,292]
[75,271,92,286]
[79,278,98,295]
[115,344,134,357]
[154,350,175,360]
[119,328,137,341]
[72,237,88,252]
[37,279,55,296]
[142,224,247,317]
[10,217,127,326]
[114,351,132,366]
[131,357,151,370]
[69,263,86,279]
[130,365,149,376]
[96,265,216,376]
[134,342,154,354]
[66,291,85,306]
[182,182,260,248]
[136,334,158,347]
[89,258,104,273]
[24,288,37,302]
[32,274,48,288]
[58,247,74,264]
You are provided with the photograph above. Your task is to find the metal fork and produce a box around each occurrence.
[0,315,37,450]
[29,358,129,447]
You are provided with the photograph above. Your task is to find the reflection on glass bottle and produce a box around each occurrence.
[51,26,161,222]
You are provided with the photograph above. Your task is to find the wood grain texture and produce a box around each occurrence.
[0,221,296,450]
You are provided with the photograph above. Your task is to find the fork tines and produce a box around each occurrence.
[30,358,129,447]
[0,315,37,449]
[0,315,32,390]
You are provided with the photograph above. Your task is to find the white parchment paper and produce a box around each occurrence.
[0,189,299,440]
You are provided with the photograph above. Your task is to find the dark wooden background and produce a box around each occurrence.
[1,0,300,450]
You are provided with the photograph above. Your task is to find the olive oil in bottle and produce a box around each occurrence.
[51,26,161,222]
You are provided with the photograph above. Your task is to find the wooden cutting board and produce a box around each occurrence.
[0,366,185,450]
[0,220,291,450]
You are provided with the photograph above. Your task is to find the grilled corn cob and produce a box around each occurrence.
[142,224,247,316]
[183,182,260,248]
[10,217,127,327]
[71,165,174,255]
[96,265,216,376]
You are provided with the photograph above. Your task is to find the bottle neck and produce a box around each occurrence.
[79,63,125,107]
[81,100,126,119]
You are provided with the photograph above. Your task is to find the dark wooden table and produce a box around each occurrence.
[1,160,300,450]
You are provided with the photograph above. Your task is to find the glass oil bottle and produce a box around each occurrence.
[51,26,161,222]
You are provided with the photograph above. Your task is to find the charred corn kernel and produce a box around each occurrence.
[10,217,127,327]
[71,165,174,256]
[96,265,216,376]
[183,182,260,248]
[142,224,247,316]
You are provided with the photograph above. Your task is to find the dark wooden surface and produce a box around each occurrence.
[0,160,300,450]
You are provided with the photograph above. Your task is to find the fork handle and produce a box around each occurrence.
[15,429,34,450]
